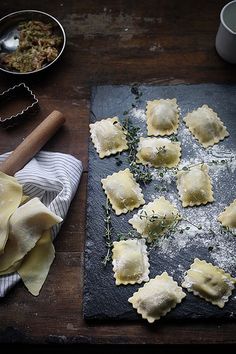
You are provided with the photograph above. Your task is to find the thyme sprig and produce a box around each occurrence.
[138,210,181,250]
[131,84,143,102]
[101,198,113,267]
[117,230,140,241]
[122,116,152,185]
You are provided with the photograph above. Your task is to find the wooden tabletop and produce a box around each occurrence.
[0,0,236,346]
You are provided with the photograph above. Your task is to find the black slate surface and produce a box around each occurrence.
[84,84,236,321]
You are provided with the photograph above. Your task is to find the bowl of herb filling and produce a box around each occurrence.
[0,10,66,74]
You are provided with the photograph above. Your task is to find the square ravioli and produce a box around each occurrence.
[136,137,181,168]
[218,199,236,231]
[128,272,186,323]
[146,98,179,136]
[89,117,128,158]
[184,105,229,148]
[101,169,145,215]
[129,197,180,242]
[182,259,236,308]
[176,163,214,207]
[112,239,150,285]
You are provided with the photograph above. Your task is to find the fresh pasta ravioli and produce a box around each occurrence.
[184,105,229,148]
[128,272,186,323]
[176,163,214,207]
[136,137,181,168]
[182,259,236,308]
[112,238,149,285]
[129,197,180,242]
[218,199,236,230]
[90,117,128,158]
[101,169,145,215]
[146,98,179,136]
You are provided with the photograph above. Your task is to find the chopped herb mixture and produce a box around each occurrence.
[1,20,62,72]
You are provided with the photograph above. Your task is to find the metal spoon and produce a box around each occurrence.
[0,28,19,52]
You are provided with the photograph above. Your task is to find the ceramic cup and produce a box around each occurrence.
[215,0,236,64]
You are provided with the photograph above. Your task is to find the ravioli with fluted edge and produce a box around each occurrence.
[182,258,236,308]
[176,163,214,207]
[128,272,186,323]
[101,168,145,215]
[112,238,150,285]
[129,197,180,242]
[90,116,128,158]
[136,137,181,168]
[0,171,23,253]
[184,105,229,148]
[146,98,179,136]
[218,199,236,231]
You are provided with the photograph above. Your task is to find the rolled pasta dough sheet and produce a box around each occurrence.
[0,171,23,253]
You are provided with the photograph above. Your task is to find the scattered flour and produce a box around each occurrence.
[130,107,146,122]
[145,122,236,276]
[124,101,236,276]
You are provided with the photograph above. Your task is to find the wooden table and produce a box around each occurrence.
[0,0,236,347]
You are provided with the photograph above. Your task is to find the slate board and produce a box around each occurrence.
[84,84,236,321]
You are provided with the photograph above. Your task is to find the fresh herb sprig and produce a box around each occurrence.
[101,198,113,267]
[131,84,143,103]
[122,116,152,185]
[116,230,140,241]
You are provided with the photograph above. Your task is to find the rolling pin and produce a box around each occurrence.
[0,110,65,176]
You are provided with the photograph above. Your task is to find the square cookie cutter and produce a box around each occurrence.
[0,82,39,128]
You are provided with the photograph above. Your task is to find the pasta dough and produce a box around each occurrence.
[18,230,55,296]
[146,98,179,136]
[182,259,236,308]
[218,199,236,230]
[136,137,181,168]
[0,171,23,253]
[90,117,128,158]
[129,197,180,242]
[101,169,145,215]
[112,238,149,285]
[0,197,62,274]
[176,163,214,207]
[184,105,229,148]
[128,272,186,323]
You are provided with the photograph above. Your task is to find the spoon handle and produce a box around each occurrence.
[0,110,65,176]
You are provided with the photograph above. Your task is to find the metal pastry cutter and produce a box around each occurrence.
[0,82,39,128]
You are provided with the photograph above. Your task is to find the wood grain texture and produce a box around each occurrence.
[0,0,236,346]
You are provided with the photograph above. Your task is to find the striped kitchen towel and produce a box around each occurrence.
[0,151,83,297]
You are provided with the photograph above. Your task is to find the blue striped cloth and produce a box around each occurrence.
[0,151,83,297]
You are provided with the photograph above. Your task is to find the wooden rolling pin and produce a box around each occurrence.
[0,110,65,176]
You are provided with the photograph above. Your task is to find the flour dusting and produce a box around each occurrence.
[145,121,236,276]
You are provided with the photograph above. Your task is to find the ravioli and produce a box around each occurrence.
[176,163,214,207]
[128,272,186,323]
[90,117,128,158]
[101,169,145,215]
[112,238,149,285]
[136,137,181,168]
[0,171,23,253]
[182,259,236,308]
[0,197,62,275]
[129,197,180,242]
[184,105,229,148]
[218,199,236,230]
[146,98,179,136]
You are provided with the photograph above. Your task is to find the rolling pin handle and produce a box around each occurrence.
[0,110,65,176]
